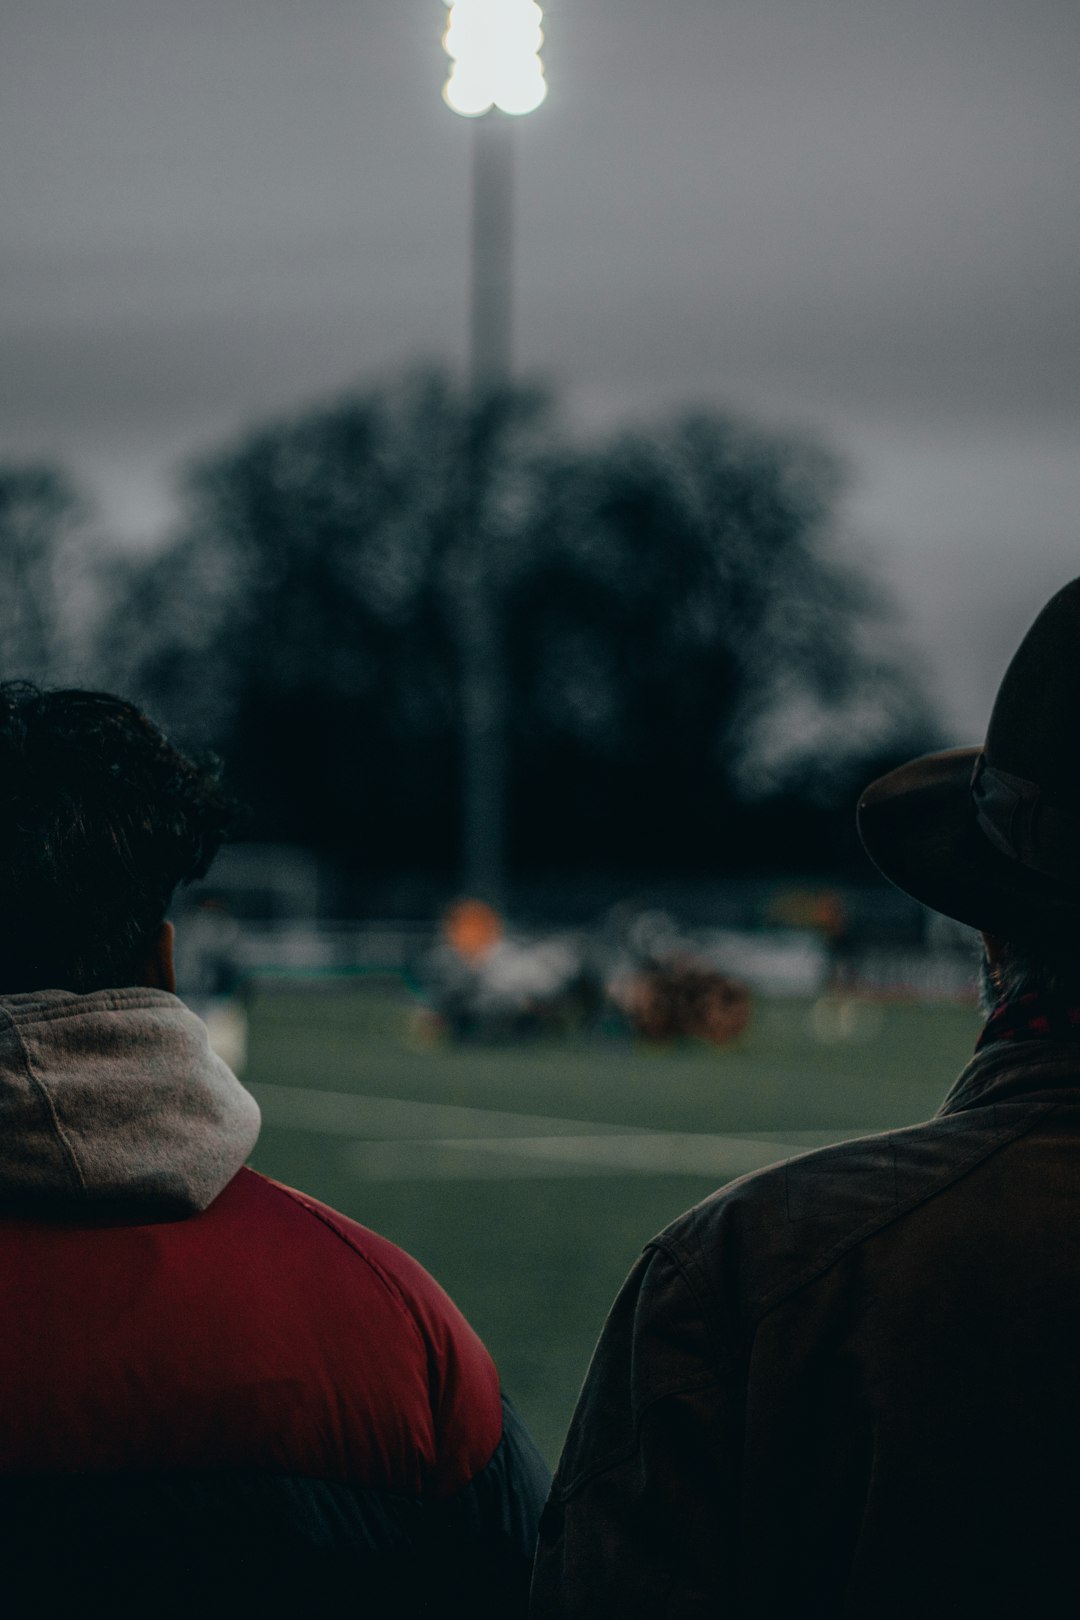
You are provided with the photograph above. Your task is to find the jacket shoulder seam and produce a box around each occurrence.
[252,1175,429,1367]
[749,1102,1054,1325]
[645,1231,736,1377]
[553,1240,727,1499]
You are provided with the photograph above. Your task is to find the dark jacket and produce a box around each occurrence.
[0,988,548,1618]
[531,1037,1080,1618]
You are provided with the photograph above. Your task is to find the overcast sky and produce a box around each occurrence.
[3,0,1078,735]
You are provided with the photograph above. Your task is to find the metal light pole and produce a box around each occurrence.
[469,112,515,389]
[442,1,547,904]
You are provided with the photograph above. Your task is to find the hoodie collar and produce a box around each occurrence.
[0,987,260,1218]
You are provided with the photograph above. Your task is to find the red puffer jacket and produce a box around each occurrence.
[0,988,547,1618]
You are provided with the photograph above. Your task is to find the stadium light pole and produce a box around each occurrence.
[441,1,547,905]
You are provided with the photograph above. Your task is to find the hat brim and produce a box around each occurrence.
[857,747,1080,941]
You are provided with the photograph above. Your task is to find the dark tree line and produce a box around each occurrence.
[0,465,90,683]
[0,372,939,885]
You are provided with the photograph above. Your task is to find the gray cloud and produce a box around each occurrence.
[3,0,1078,731]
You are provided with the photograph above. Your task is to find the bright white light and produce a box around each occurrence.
[442,0,547,118]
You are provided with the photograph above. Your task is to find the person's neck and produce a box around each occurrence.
[976,987,1080,1052]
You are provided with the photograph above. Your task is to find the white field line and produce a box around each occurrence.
[250,1083,649,1139]
[342,1133,826,1181]
[250,1082,877,1181]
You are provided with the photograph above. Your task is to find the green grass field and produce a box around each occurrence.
[243,986,980,1465]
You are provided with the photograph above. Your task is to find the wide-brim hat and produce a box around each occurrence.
[857,577,1080,942]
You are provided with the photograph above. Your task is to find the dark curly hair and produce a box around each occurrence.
[0,683,235,994]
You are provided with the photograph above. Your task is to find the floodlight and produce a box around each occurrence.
[443,0,547,118]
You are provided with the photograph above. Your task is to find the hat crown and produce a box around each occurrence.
[856,574,1080,941]
[985,577,1080,806]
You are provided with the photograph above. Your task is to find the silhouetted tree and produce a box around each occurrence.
[110,374,551,869]
[107,372,937,880]
[0,463,89,683]
[506,411,935,869]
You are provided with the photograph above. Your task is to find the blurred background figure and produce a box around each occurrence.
[613,954,751,1047]
[173,896,249,1075]
[419,898,600,1042]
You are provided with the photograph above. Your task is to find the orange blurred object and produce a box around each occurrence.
[767,887,847,937]
[443,898,504,961]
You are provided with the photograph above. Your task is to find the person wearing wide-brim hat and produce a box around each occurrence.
[531,578,1080,1620]
[859,573,1080,958]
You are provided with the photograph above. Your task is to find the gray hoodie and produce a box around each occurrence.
[0,987,260,1216]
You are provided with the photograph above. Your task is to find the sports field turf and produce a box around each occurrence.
[244,986,980,1465]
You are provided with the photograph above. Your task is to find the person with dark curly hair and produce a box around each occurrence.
[0,683,547,1619]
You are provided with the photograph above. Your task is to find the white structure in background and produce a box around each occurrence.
[442,0,547,117]
[174,844,324,1075]
[701,929,830,998]
[440,1,548,902]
